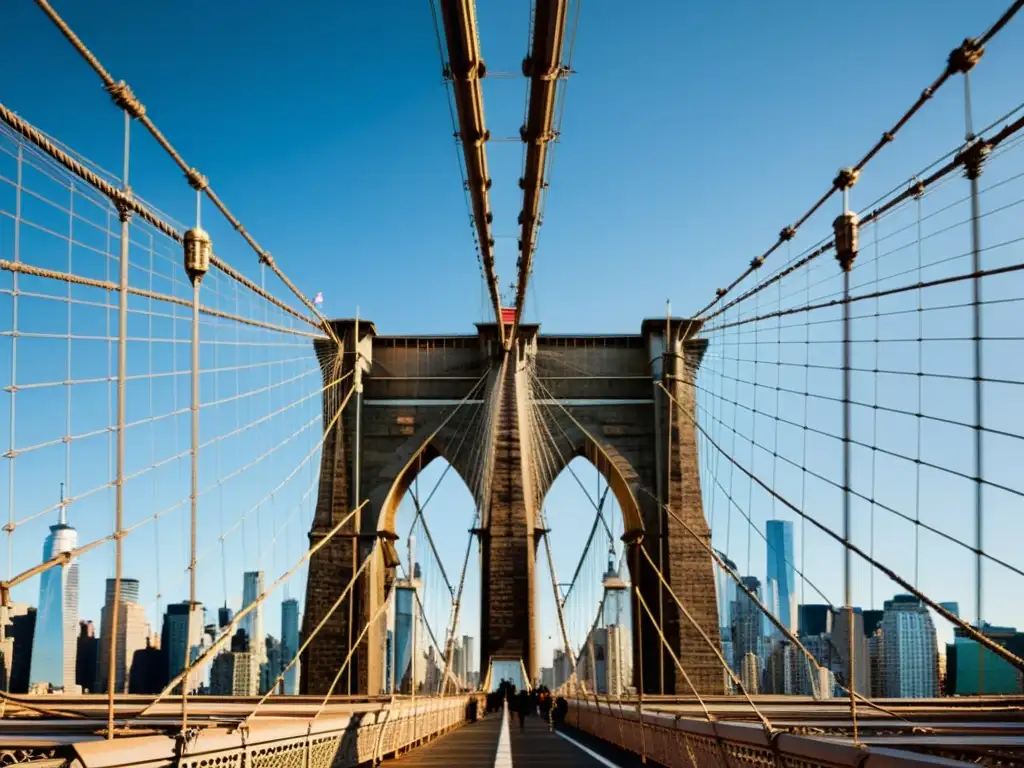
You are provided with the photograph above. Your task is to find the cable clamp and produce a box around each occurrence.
[105,81,146,120]
[947,38,984,74]
[833,167,860,191]
[957,139,990,181]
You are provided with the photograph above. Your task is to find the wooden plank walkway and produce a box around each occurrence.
[390,706,655,767]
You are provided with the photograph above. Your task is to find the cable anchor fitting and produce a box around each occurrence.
[750,256,765,270]
[957,139,990,181]
[183,227,212,284]
[909,178,925,199]
[779,226,796,242]
[833,167,860,191]
[947,38,984,75]
[833,211,859,273]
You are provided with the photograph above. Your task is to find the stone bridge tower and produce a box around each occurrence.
[300,317,723,696]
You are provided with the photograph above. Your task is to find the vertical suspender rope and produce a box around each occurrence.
[834,165,860,743]
[106,110,130,737]
[963,64,988,697]
[4,146,20,694]
[182,188,211,731]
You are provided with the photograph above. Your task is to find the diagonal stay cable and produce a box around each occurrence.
[0,104,329,338]
[656,381,1024,675]
[693,0,1024,319]
[532,374,918,724]
[558,487,610,608]
[410,488,454,597]
[693,379,1024,581]
[30,0,339,345]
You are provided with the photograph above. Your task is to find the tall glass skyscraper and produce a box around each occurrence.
[394,582,417,693]
[765,520,796,636]
[281,598,299,694]
[241,572,266,664]
[29,507,79,691]
[880,595,939,697]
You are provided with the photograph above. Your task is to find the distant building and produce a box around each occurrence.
[29,507,80,691]
[830,608,869,696]
[452,641,465,688]
[281,599,300,694]
[765,521,797,637]
[96,578,150,694]
[0,603,30,692]
[9,608,36,693]
[793,637,834,698]
[740,652,759,694]
[211,651,259,696]
[862,609,884,638]
[260,636,282,694]
[731,576,763,678]
[868,629,885,698]
[798,605,832,638]
[462,635,475,685]
[218,605,234,630]
[161,602,205,693]
[880,595,938,698]
[540,666,555,690]
[946,623,1024,695]
[76,620,98,692]
[128,637,166,694]
[241,572,266,665]
[553,648,571,689]
[765,641,798,694]
[716,554,739,633]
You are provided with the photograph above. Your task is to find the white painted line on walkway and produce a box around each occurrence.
[556,729,625,768]
[494,700,513,768]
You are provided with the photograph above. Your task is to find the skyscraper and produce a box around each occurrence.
[765,520,796,636]
[161,602,205,693]
[462,635,475,685]
[241,572,266,664]
[29,506,79,691]
[211,651,259,696]
[76,620,98,692]
[830,607,870,695]
[598,549,632,696]
[96,578,151,694]
[880,595,939,697]
[281,598,299,695]
[716,553,739,633]
[0,603,30,692]
[731,576,763,678]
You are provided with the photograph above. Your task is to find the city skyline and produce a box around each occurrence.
[1,0,1022,686]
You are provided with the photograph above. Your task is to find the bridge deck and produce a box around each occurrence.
[391,708,651,767]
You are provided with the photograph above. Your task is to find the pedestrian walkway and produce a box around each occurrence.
[389,709,502,767]
[390,706,651,767]
[509,715,651,767]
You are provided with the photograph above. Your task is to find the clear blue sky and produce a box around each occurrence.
[2,0,1024,679]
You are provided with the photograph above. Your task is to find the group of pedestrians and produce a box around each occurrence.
[511,686,568,732]
[486,678,569,731]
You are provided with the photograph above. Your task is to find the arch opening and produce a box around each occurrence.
[535,455,636,697]
[384,454,480,695]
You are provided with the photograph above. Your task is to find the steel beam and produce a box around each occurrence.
[511,0,569,344]
[438,0,505,347]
